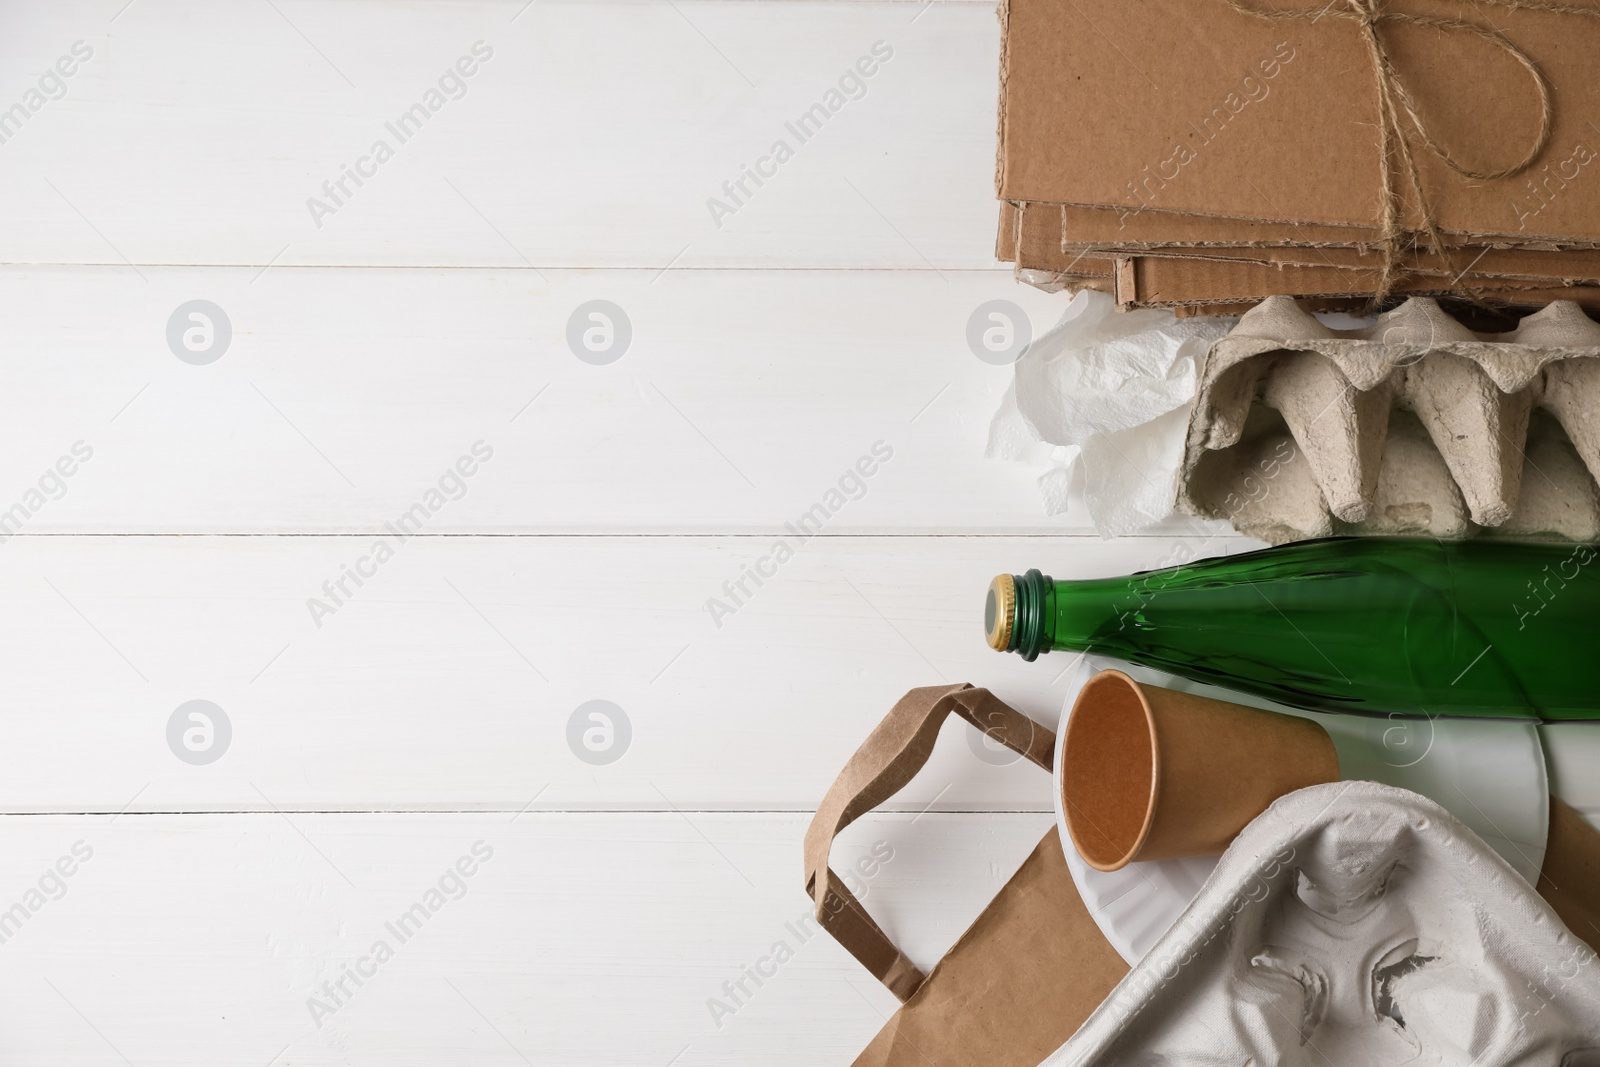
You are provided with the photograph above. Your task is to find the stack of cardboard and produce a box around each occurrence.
[995,0,1600,315]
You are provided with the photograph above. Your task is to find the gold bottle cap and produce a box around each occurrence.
[985,574,1015,651]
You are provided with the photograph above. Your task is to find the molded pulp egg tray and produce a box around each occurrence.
[1179,296,1600,543]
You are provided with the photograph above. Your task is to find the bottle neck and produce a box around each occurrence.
[1010,570,1055,661]
[1006,569,1139,661]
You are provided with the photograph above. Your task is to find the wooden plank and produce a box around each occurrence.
[0,264,1180,535]
[0,0,1006,269]
[19,531,1591,819]
[0,532,1216,814]
[0,809,1053,1065]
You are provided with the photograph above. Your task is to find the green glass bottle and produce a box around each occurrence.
[984,537,1600,721]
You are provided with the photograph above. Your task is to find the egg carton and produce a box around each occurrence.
[1177,296,1600,543]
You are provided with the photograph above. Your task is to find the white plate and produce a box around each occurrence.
[1055,654,1550,965]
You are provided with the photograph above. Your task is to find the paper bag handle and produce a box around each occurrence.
[803,683,1055,1001]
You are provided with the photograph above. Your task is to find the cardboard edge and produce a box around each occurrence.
[994,0,1012,201]
[1017,198,1600,251]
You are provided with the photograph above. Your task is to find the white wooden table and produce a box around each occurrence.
[0,2,1593,1063]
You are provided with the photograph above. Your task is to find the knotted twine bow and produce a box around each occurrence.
[1219,0,1600,305]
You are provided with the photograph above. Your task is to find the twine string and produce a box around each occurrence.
[1217,0,1596,304]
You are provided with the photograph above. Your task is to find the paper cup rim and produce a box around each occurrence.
[1062,669,1161,873]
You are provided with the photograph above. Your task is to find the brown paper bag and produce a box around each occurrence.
[805,683,1129,1066]
[1538,795,1600,955]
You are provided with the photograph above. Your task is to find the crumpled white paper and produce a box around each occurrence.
[986,291,1232,536]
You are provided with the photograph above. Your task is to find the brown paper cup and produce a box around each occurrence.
[1061,670,1339,873]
